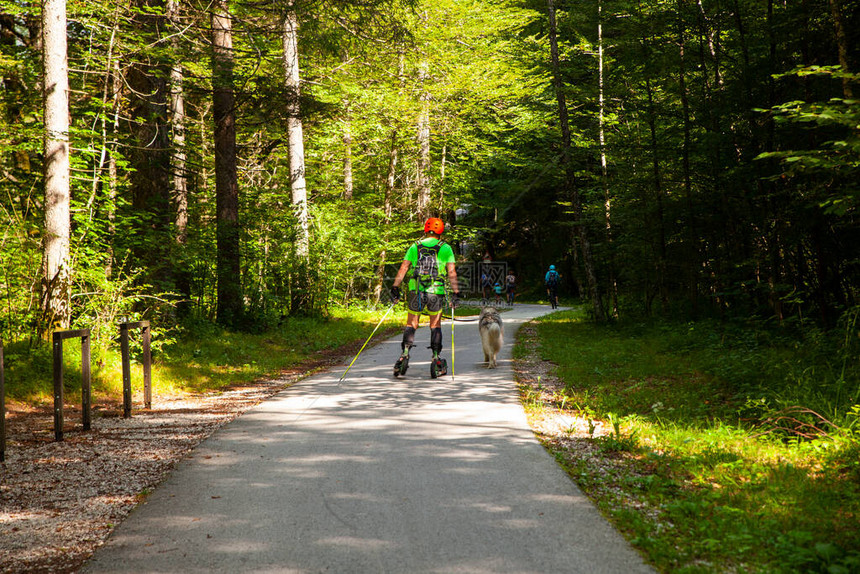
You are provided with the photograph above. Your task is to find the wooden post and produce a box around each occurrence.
[52,329,92,441]
[142,323,152,409]
[81,331,91,431]
[120,323,131,418]
[120,321,152,416]
[1,337,6,462]
[53,332,64,441]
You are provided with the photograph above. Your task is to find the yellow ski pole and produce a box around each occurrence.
[450,296,455,379]
[339,303,396,383]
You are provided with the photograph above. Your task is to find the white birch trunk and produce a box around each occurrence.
[41,0,71,331]
[283,1,309,257]
[168,0,188,245]
[598,0,618,318]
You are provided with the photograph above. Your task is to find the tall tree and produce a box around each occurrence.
[828,0,852,98]
[677,0,698,316]
[598,0,618,318]
[168,0,188,246]
[126,0,172,284]
[416,60,431,218]
[547,0,605,321]
[212,0,242,325]
[342,100,353,202]
[40,0,71,332]
[167,0,192,314]
[283,0,309,257]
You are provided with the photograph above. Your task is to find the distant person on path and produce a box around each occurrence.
[505,269,516,306]
[545,264,560,309]
[389,217,460,378]
[481,271,492,303]
[493,282,503,306]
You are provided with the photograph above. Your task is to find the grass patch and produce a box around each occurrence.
[2,306,406,407]
[527,308,860,573]
[444,305,482,318]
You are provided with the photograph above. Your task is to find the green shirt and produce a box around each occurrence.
[404,238,455,294]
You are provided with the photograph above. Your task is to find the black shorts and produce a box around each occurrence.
[407,291,445,315]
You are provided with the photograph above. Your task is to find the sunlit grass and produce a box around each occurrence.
[2,307,406,406]
[529,308,860,573]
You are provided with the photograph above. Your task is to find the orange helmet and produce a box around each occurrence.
[424,217,445,235]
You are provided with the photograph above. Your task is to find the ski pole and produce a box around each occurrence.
[339,303,396,382]
[450,296,455,379]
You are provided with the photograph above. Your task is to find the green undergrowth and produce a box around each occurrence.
[525,308,860,574]
[444,304,482,317]
[2,306,406,406]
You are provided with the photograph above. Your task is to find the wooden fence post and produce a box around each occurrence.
[81,331,91,431]
[142,323,151,409]
[120,321,152,416]
[52,332,64,441]
[52,329,92,441]
[120,323,131,418]
[1,337,5,462]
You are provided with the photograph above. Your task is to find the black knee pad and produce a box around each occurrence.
[401,326,416,351]
[430,327,442,353]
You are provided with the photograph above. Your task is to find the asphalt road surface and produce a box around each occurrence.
[84,304,654,574]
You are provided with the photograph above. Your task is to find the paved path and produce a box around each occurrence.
[84,304,653,574]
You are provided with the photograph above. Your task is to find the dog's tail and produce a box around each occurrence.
[487,322,503,350]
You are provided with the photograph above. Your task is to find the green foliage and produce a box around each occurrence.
[596,413,641,453]
[2,0,859,341]
[537,307,860,429]
[71,262,178,350]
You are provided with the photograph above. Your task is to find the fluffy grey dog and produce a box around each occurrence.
[478,307,504,368]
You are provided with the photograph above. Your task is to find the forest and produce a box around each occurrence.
[0,0,859,360]
[0,0,858,334]
[2,0,860,570]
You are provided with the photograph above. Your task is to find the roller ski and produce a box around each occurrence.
[430,351,448,379]
[393,348,411,377]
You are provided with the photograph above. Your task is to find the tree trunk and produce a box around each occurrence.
[126,0,172,295]
[212,0,242,325]
[645,76,668,314]
[678,0,698,317]
[765,0,784,322]
[384,129,397,220]
[696,0,722,86]
[106,60,121,279]
[598,0,618,319]
[829,0,853,98]
[168,0,188,245]
[283,0,309,258]
[374,249,387,305]
[416,61,431,219]
[41,0,71,332]
[547,0,605,321]
[168,0,191,315]
[343,100,353,202]
[438,143,447,212]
